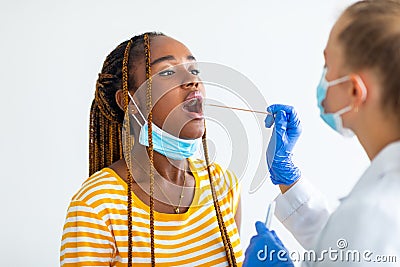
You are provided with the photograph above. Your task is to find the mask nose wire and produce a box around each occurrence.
[128,92,146,127]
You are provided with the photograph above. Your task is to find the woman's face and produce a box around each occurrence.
[322,16,355,115]
[132,36,205,139]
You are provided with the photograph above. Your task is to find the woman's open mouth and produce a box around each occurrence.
[182,92,204,119]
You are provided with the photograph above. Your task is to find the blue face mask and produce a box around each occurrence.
[316,67,366,137]
[128,93,201,160]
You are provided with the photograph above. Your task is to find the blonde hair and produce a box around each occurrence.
[340,0,400,119]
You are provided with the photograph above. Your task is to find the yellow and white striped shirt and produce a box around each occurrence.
[60,158,243,266]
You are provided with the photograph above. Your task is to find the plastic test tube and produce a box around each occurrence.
[264,201,276,229]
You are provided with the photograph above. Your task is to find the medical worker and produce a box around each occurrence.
[244,0,400,266]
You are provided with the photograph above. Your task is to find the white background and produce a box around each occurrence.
[0,0,370,266]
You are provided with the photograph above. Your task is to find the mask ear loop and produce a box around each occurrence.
[351,75,368,102]
[327,75,351,87]
[128,92,146,127]
[324,74,353,115]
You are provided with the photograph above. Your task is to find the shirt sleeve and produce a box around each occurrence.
[60,200,115,266]
[274,178,333,250]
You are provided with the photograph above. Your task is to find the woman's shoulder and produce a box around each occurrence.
[70,168,127,204]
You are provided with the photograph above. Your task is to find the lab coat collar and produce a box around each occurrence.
[369,140,400,177]
[348,140,400,198]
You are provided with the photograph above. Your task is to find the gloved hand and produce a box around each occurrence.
[243,221,294,267]
[265,104,301,185]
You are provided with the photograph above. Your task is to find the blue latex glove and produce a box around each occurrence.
[265,104,302,185]
[243,221,294,267]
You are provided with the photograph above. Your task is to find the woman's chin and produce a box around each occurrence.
[180,119,205,139]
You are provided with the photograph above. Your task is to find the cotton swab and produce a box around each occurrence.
[205,103,272,115]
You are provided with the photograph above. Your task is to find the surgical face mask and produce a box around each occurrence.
[128,93,201,160]
[316,67,367,137]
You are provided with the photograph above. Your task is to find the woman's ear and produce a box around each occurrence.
[115,89,125,111]
[351,74,368,108]
[115,90,140,114]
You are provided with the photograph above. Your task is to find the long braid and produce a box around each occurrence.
[143,33,156,267]
[202,124,238,267]
[90,33,163,265]
[122,39,134,267]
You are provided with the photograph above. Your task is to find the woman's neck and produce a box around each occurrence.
[356,116,400,160]
[110,143,187,185]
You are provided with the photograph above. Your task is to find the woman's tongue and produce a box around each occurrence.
[183,98,201,113]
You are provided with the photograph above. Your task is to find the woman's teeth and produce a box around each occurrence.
[187,98,198,107]
[183,98,202,113]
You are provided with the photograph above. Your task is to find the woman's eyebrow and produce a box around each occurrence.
[150,55,196,66]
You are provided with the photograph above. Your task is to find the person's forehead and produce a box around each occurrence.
[327,15,351,50]
[325,17,347,60]
[150,36,192,58]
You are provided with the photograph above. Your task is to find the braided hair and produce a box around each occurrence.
[90,32,237,266]
[89,32,162,175]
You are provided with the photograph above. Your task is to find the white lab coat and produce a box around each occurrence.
[274,141,400,266]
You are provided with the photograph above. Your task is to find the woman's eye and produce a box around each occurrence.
[190,69,200,76]
[159,69,175,76]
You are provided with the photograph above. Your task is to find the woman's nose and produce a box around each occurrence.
[181,72,199,90]
[183,80,199,90]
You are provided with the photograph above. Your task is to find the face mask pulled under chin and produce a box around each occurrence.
[128,92,201,160]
